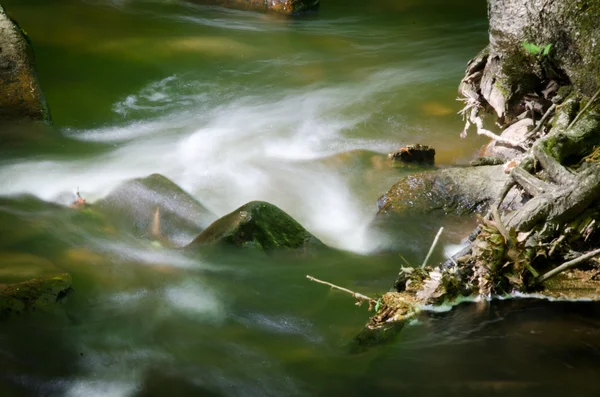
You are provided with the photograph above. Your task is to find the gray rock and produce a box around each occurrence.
[0,6,50,123]
[482,118,532,160]
[377,165,520,216]
[95,174,216,245]
[479,0,600,120]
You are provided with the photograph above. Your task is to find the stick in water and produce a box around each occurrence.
[421,227,444,268]
[306,275,375,304]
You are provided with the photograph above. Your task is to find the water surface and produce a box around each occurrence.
[2,0,600,396]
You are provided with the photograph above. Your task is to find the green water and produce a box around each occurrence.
[2,0,600,396]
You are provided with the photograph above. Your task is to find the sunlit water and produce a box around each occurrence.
[1,0,600,396]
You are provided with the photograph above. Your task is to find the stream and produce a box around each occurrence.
[1,0,600,396]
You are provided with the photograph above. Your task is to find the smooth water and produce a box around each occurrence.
[1,0,600,396]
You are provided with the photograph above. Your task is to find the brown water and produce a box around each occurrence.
[1,0,600,396]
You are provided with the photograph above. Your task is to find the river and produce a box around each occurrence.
[1,0,600,396]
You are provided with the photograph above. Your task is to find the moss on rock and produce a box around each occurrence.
[186,201,324,253]
[0,6,51,123]
[0,273,72,319]
[377,165,514,216]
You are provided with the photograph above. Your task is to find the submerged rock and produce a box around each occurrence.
[377,165,517,216]
[193,0,319,15]
[0,273,72,319]
[95,174,216,245]
[0,6,51,123]
[187,201,324,252]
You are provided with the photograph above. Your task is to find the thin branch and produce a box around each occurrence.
[470,109,526,148]
[567,87,600,130]
[306,275,375,304]
[421,227,444,268]
[536,248,600,284]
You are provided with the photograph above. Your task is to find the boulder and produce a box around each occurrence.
[95,174,215,245]
[187,201,324,252]
[192,0,319,15]
[377,165,518,216]
[481,118,532,160]
[0,273,72,319]
[0,6,51,123]
[460,0,600,123]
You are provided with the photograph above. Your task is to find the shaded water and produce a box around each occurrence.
[1,0,600,396]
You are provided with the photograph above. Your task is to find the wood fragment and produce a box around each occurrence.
[536,248,600,284]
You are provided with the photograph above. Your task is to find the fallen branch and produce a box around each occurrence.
[536,248,600,284]
[306,275,376,308]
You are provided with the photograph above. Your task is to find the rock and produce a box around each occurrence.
[193,0,319,15]
[388,144,435,165]
[462,0,600,122]
[481,118,532,160]
[0,6,51,123]
[187,201,324,252]
[377,165,518,216]
[0,273,72,319]
[95,174,216,245]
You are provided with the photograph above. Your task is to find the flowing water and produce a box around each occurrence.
[1,0,600,396]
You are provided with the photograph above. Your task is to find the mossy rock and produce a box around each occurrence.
[0,273,72,319]
[186,201,325,253]
[0,6,51,124]
[377,165,513,216]
[95,174,216,245]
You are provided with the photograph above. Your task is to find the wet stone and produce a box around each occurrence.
[388,144,436,165]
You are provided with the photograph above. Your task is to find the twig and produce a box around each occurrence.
[524,103,556,140]
[536,248,600,284]
[306,275,375,306]
[399,255,412,267]
[567,87,600,130]
[421,227,444,268]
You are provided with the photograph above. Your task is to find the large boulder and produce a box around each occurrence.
[0,6,50,123]
[192,0,319,15]
[95,174,216,245]
[460,0,600,123]
[377,165,516,216]
[0,273,72,319]
[187,201,324,252]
